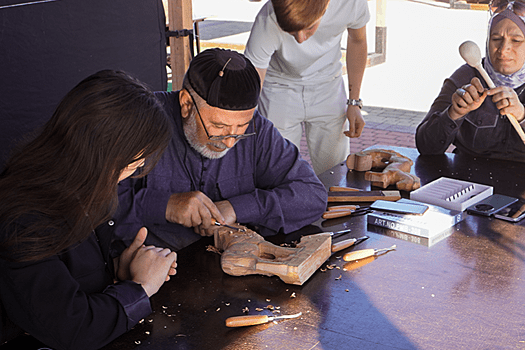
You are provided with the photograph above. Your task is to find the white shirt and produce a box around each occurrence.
[244,0,370,85]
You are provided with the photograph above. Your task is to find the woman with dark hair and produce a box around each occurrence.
[0,70,176,350]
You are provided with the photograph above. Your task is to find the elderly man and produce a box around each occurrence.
[115,48,327,251]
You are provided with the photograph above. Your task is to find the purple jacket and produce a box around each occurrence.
[114,91,327,251]
[416,62,525,160]
[0,221,151,350]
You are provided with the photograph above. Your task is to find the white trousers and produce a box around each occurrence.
[258,76,349,175]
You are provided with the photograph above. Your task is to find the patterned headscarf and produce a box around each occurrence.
[485,6,525,88]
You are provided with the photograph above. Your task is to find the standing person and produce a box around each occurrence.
[416,2,525,160]
[115,48,327,252]
[244,0,370,175]
[0,70,177,350]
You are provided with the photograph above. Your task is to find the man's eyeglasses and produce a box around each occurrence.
[490,0,525,16]
[188,92,257,142]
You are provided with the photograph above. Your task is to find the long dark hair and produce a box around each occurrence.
[0,70,171,262]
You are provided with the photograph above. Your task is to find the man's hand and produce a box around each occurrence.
[344,106,365,138]
[194,200,237,237]
[166,191,225,228]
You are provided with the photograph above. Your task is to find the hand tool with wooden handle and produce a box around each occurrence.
[343,244,396,262]
[328,190,401,203]
[459,40,525,144]
[329,186,361,192]
[225,312,302,327]
[331,235,368,253]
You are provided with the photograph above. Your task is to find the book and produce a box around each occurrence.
[366,198,464,247]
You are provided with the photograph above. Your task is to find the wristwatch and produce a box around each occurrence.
[347,98,363,109]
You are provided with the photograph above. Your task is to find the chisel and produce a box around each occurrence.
[342,244,396,262]
[225,312,302,327]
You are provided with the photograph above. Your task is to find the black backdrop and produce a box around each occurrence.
[0,0,167,166]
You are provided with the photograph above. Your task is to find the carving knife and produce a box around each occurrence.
[214,221,246,232]
[343,244,396,262]
[328,190,401,202]
[331,235,369,253]
[226,312,302,327]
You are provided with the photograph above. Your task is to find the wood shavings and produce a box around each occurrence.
[326,264,336,270]
[266,305,274,310]
[206,245,222,255]
[255,308,264,312]
[345,289,349,292]
[216,307,221,312]
[135,340,141,345]
[335,275,342,280]
[266,298,271,302]
[320,268,327,272]
[225,303,230,306]
[242,307,249,314]
[272,310,281,314]
[290,292,296,298]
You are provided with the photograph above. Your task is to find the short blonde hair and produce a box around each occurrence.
[272,0,330,33]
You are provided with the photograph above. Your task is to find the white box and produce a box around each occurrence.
[410,177,493,212]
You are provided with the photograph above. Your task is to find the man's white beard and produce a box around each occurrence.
[183,111,229,159]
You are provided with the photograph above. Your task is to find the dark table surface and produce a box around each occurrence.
[4,146,525,349]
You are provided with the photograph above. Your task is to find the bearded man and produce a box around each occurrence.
[114,48,327,251]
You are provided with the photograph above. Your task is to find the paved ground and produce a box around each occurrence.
[190,0,490,162]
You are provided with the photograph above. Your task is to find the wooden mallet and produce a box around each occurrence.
[459,40,525,144]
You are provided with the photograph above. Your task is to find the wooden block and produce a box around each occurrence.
[215,227,332,285]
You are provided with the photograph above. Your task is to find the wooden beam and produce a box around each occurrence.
[168,0,193,90]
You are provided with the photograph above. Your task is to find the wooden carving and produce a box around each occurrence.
[214,225,332,285]
[346,149,420,191]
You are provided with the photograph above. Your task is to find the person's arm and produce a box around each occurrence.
[416,65,477,155]
[227,115,328,234]
[255,67,267,89]
[0,227,175,350]
[344,26,367,138]
[0,249,147,350]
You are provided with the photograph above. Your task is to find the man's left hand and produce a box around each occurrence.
[344,106,365,138]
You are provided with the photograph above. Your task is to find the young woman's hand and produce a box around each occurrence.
[117,227,177,297]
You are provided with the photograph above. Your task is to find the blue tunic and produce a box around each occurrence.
[114,91,328,251]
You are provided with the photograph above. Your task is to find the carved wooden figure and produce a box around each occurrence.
[346,149,421,191]
[214,225,356,285]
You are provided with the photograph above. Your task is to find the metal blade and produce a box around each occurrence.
[270,312,302,321]
[330,229,352,238]
[214,221,246,232]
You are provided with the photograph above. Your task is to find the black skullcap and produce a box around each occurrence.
[186,48,261,111]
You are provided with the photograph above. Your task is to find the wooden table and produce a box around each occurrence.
[4,146,525,349]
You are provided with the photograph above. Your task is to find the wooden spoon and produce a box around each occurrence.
[459,40,525,144]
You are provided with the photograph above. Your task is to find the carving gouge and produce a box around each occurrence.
[343,244,396,262]
[331,235,369,253]
[214,221,246,232]
[225,312,302,327]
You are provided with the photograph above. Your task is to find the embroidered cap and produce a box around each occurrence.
[186,48,261,111]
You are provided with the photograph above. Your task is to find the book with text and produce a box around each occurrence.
[366,198,464,246]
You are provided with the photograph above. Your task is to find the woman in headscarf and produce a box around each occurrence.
[416,1,525,160]
[0,70,176,350]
